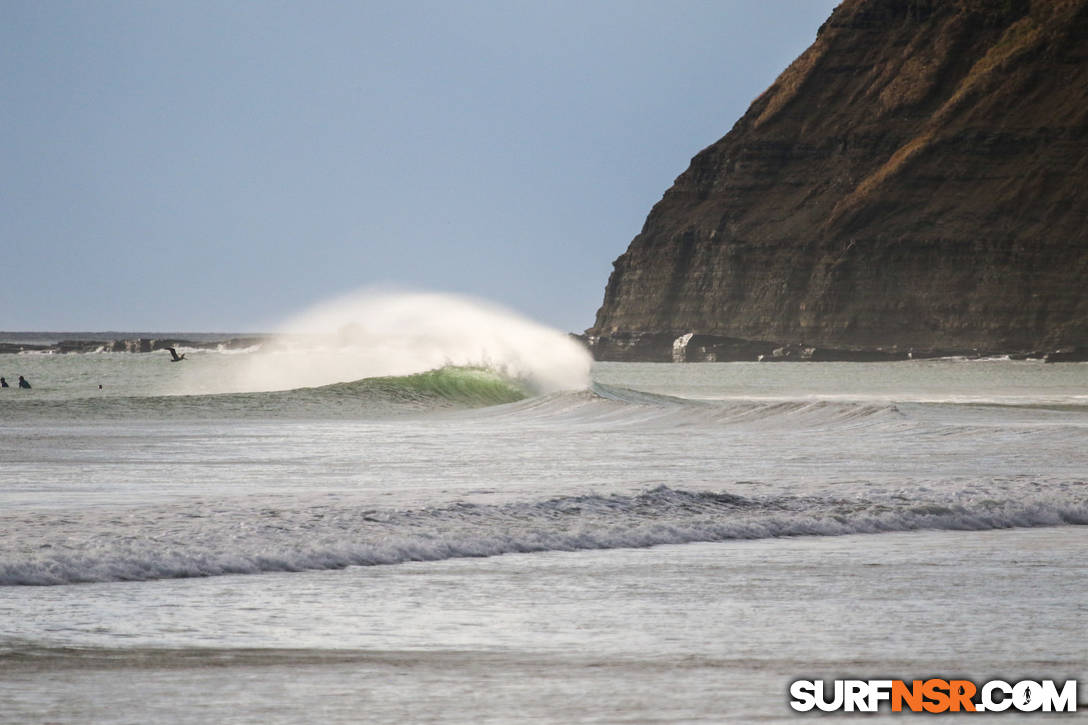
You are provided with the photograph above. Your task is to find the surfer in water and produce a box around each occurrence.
[0,377,8,388]
[18,376,31,389]
[166,347,186,362]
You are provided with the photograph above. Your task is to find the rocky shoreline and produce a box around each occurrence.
[0,337,267,356]
[580,332,1087,364]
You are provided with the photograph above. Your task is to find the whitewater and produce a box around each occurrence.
[0,299,1085,723]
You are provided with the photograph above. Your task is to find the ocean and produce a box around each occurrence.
[1,323,1085,722]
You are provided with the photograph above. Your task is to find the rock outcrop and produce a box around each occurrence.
[0,337,267,355]
[587,0,1088,361]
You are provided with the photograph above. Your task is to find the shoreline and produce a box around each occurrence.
[0,334,268,355]
[3,331,1085,364]
[579,332,1088,364]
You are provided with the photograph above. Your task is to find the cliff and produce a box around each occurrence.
[587,0,1088,361]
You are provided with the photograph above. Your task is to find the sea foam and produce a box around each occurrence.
[180,290,591,395]
[4,485,1085,586]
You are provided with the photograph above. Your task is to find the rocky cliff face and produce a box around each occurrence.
[588,0,1088,361]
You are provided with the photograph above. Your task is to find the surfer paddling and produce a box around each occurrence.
[166,347,186,362]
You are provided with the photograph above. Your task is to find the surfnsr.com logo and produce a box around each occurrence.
[789,679,1078,713]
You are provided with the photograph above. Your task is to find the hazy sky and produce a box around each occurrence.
[2,0,839,333]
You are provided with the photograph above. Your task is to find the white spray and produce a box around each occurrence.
[188,290,592,394]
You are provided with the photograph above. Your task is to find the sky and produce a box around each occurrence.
[2,0,840,333]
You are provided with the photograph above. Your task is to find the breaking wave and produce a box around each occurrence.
[174,289,591,396]
[2,365,533,420]
[4,485,1085,586]
[329,365,531,407]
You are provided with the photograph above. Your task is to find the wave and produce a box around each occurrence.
[186,290,592,395]
[9,370,1086,433]
[4,485,1085,586]
[321,365,530,408]
[0,365,531,420]
[542,383,909,430]
[15,376,1081,432]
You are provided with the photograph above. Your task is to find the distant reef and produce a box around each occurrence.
[586,0,1088,362]
[0,337,266,355]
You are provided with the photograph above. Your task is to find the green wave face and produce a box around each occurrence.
[323,365,530,408]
